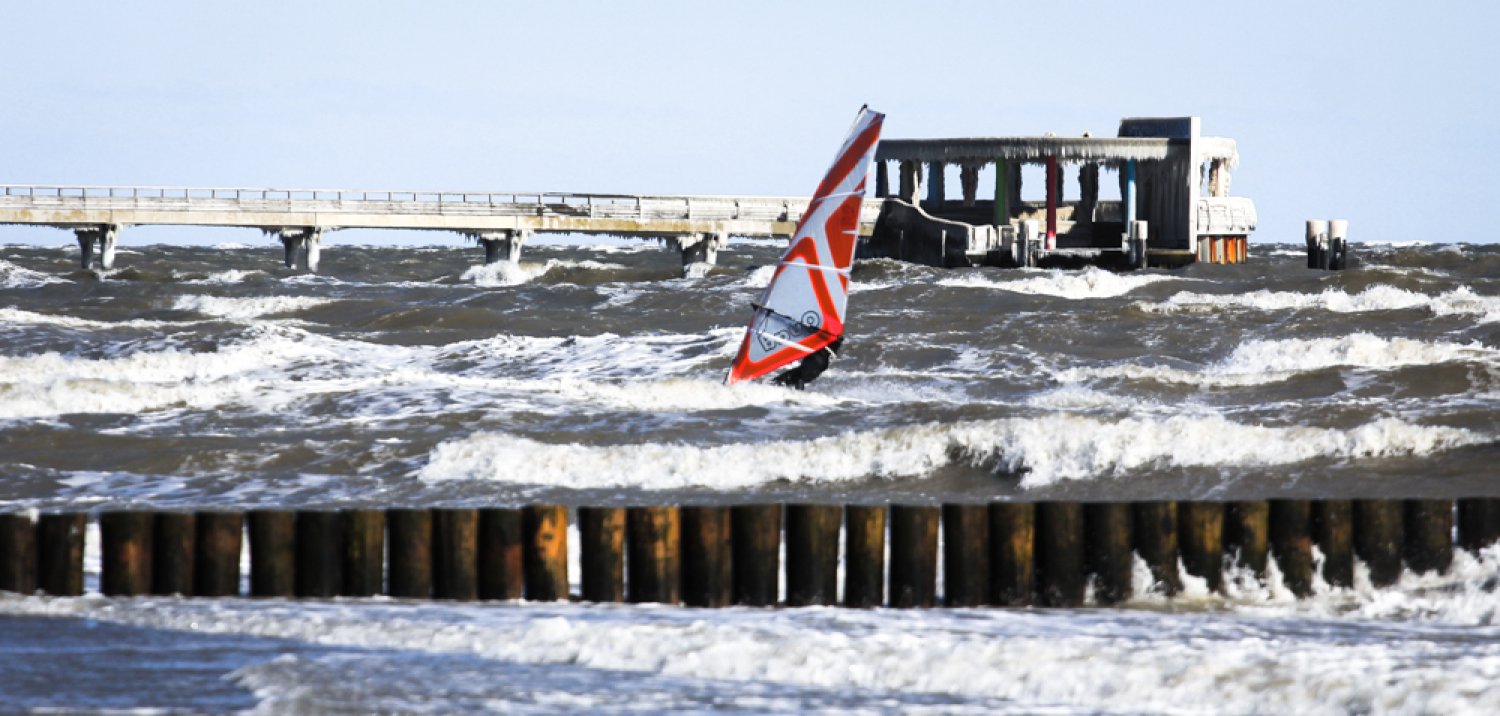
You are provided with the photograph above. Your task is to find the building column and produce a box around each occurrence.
[959,164,980,208]
[74,224,121,270]
[993,159,1010,226]
[1044,155,1058,248]
[925,162,945,208]
[898,161,919,203]
[1209,159,1230,198]
[875,161,889,198]
[469,229,530,265]
[675,230,727,270]
[1078,162,1099,223]
[276,227,325,272]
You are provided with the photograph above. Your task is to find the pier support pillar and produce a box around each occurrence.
[875,160,889,198]
[993,159,1010,226]
[276,228,324,272]
[1078,161,1099,223]
[959,164,980,208]
[674,231,726,269]
[470,229,530,265]
[74,224,121,270]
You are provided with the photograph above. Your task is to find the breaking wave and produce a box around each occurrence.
[0,259,65,289]
[1144,285,1500,322]
[172,294,332,320]
[938,266,1186,299]
[462,259,624,287]
[420,414,1486,489]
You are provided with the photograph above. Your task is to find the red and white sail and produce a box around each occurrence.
[725,107,884,385]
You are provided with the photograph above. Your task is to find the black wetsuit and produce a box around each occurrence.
[771,338,843,390]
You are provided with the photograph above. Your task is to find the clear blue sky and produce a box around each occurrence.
[2,1,1496,245]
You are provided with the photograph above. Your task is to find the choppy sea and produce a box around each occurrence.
[1,237,1498,713]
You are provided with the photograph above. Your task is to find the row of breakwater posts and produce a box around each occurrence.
[2,499,1497,607]
[1307,219,1351,271]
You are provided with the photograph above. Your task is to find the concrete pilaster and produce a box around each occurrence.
[277,228,324,272]
[469,229,530,265]
[73,224,121,270]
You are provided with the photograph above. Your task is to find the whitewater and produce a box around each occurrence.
[2,239,1499,713]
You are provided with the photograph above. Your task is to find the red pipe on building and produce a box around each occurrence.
[1044,155,1058,249]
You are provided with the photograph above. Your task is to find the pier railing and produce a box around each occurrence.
[3,498,1496,606]
[0,184,884,226]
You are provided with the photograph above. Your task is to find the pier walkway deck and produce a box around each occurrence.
[0,185,883,271]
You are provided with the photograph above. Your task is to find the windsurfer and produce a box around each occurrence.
[771,337,843,390]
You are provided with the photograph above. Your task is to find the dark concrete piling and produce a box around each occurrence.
[1458,498,1500,553]
[1036,502,1085,607]
[942,504,989,607]
[627,506,680,604]
[101,512,154,597]
[1133,501,1181,595]
[152,512,196,596]
[1269,500,1313,597]
[37,513,85,597]
[844,505,885,608]
[578,507,625,603]
[731,504,780,607]
[1311,500,1354,588]
[0,514,37,595]
[890,505,939,608]
[990,503,1035,606]
[387,509,433,598]
[433,509,480,600]
[1178,502,1225,592]
[681,506,732,608]
[523,505,569,602]
[1404,500,1453,575]
[1354,500,1404,587]
[1085,502,1133,605]
[1224,501,1270,577]
[342,510,384,597]
[478,508,523,600]
[785,504,840,607]
[195,512,243,597]
[294,511,343,598]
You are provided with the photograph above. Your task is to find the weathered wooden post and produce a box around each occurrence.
[1458,498,1500,552]
[785,504,840,607]
[681,506,732,608]
[731,504,780,607]
[1354,500,1405,587]
[249,510,297,597]
[990,502,1035,606]
[890,505,939,608]
[387,508,432,598]
[1269,500,1313,597]
[101,512,154,597]
[627,506,680,604]
[295,511,343,598]
[37,513,86,597]
[1037,502,1085,607]
[942,504,989,607]
[523,505,569,602]
[1311,500,1354,588]
[342,510,384,597]
[433,509,479,600]
[152,512,196,596]
[478,508,523,600]
[578,507,625,603]
[1178,502,1225,592]
[844,505,885,608]
[0,513,37,595]
[1306,219,1329,270]
[1133,501,1181,595]
[1328,219,1349,270]
[1086,502,1133,605]
[1224,501,1270,577]
[1404,499,1453,575]
[195,511,242,597]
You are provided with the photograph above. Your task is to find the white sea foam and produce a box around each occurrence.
[0,307,178,330]
[1056,333,1500,387]
[0,259,65,289]
[171,294,331,320]
[462,258,623,287]
[744,265,776,288]
[184,269,264,285]
[420,414,1485,489]
[1145,285,1500,322]
[938,266,1186,299]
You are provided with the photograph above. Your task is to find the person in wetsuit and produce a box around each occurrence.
[771,337,844,390]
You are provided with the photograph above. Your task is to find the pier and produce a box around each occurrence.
[3,497,1495,606]
[0,186,883,273]
[864,116,1257,269]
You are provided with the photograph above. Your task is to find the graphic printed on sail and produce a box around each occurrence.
[726,107,885,384]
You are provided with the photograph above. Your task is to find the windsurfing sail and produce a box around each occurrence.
[725,106,885,385]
